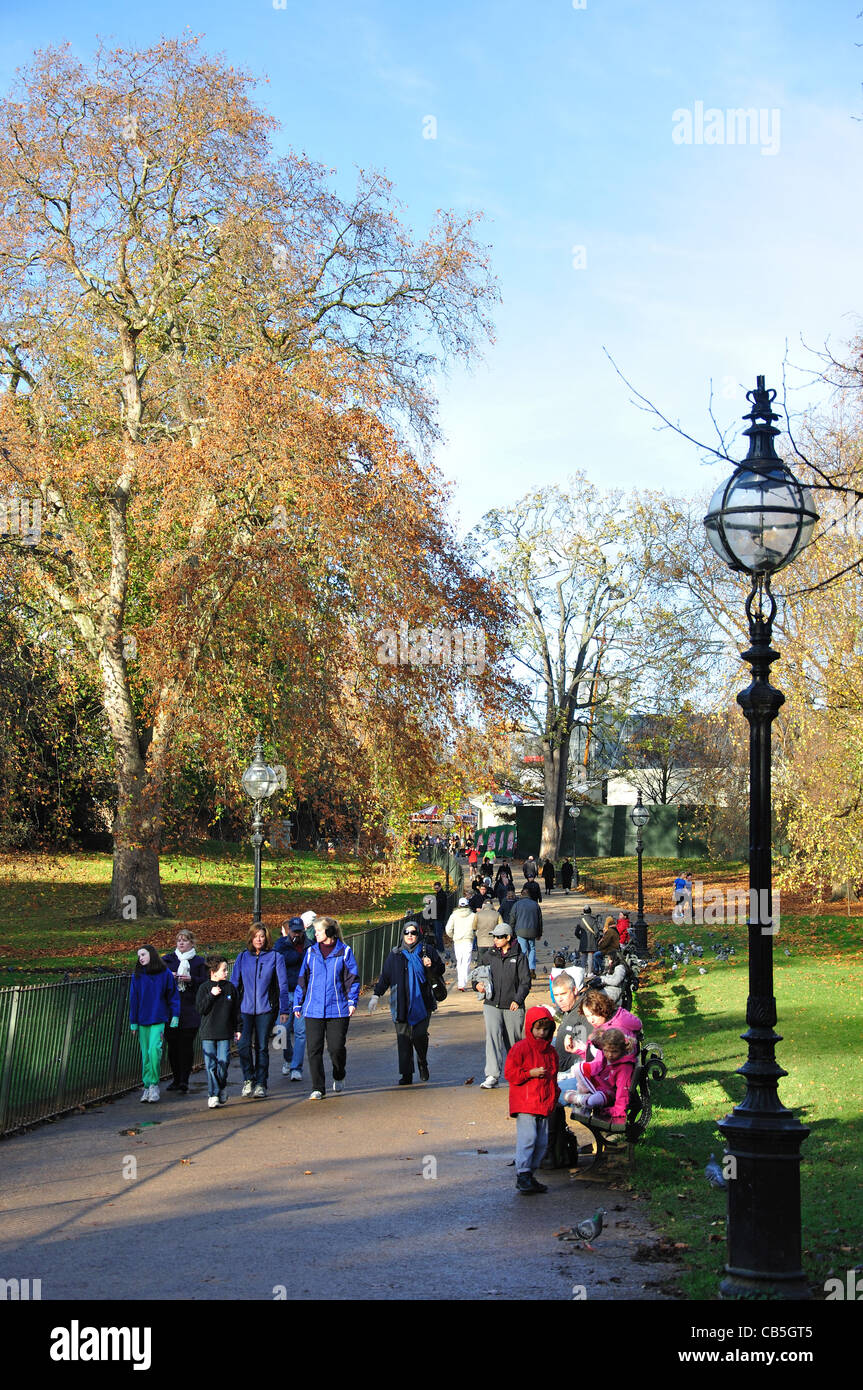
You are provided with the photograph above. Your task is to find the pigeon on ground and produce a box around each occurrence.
[575,1208,606,1241]
[705,1154,728,1189]
[698,967,707,975]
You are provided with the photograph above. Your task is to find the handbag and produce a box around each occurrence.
[432,979,448,1003]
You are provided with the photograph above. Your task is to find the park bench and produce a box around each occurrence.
[566,1037,667,1163]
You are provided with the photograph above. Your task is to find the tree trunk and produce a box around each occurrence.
[98,641,170,919]
[539,727,571,860]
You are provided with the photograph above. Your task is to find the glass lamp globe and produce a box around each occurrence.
[241,739,279,801]
[630,800,650,828]
[704,465,818,576]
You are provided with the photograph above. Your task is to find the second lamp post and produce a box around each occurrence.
[241,735,283,927]
[630,791,650,955]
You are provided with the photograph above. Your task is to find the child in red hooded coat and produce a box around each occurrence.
[504,1005,560,1194]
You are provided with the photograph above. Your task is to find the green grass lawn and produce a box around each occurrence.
[0,844,448,978]
[624,913,863,1298]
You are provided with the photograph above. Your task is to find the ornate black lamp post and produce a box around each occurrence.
[568,804,581,886]
[629,792,650,955]
[703,375,818,1299]
[442,806,455,893]
[241,735,282,926]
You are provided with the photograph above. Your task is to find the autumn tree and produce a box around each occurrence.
[474,477,659,860]
[0,38,505,916]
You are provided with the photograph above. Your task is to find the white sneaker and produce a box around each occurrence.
[148,1085,160,1102]
[281,1062,291,1075]
[480,1077,498,1089]
[241,1080,253,1097]
[290,1069,302,1082]
[309,1090,324,1100]
[208,1096,220,1108]
[140,1087,150,1102]
[333,1079,345,1093]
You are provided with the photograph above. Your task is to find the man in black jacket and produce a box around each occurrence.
[474,924,531,1089]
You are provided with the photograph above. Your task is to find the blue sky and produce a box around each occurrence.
[2,0,861,535]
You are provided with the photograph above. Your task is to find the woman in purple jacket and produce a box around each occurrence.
[231,925,291,1100]
[293,917,360,1101]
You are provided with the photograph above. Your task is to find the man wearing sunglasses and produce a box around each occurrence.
[368,921,446,1085]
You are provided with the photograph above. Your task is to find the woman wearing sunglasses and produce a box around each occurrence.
[368,921,446,1085]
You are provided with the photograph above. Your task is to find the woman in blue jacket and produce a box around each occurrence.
[231,925,291,1100]
[293,917,359,1100]
[129,945,180,1103]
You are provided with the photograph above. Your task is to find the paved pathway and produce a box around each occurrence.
[0,884,675,1301]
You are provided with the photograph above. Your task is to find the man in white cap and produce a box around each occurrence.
[444,896,478,991]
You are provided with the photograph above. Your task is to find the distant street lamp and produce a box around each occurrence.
[703,374,817,1300]
[442,805,456,893]
[568,805,581,886]
[629,791,650,955]
[241,735,282,926]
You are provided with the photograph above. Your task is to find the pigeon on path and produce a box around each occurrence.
[575,1208,606,1241]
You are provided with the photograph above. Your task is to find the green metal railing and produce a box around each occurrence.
[0,890,465,1138]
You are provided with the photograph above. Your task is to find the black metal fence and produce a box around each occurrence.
[0,901,456,1139]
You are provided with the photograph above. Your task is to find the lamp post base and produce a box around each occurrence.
[630,918,648,956]
[717,1089,810,1301]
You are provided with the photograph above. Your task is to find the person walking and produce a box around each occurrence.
[444,896,478,990]
[274,917,310,1082]
[541,858,555,895]
[574,905,598,975]
[433,880,449,954]
[129,945,180,1103]
[510,885,543,976]
[368,921,445,1084]
[195,955,242,1107]
[161,930,209,1094]
[474,897,503,954]
[522,855,538,882]
[560,858,574,894]
[474,923,531,1089]
[231,925,291,1100]
[293,917,359,1099]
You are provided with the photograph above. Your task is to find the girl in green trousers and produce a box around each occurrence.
[129,945,180,1102]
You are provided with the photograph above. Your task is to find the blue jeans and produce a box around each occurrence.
[519,937,537,970]
[515,1113,549,1174]
[592,951,603,974]
[238,1010,275,1087]
[282,990,306,1070]
[202,1039,230,1097]
[433,920,445,952]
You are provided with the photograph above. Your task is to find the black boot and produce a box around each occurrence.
[529,1174,548,1193]
[516,1171,535,1194]
[398,1075,413,1085]
[418,1060,430,1081]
